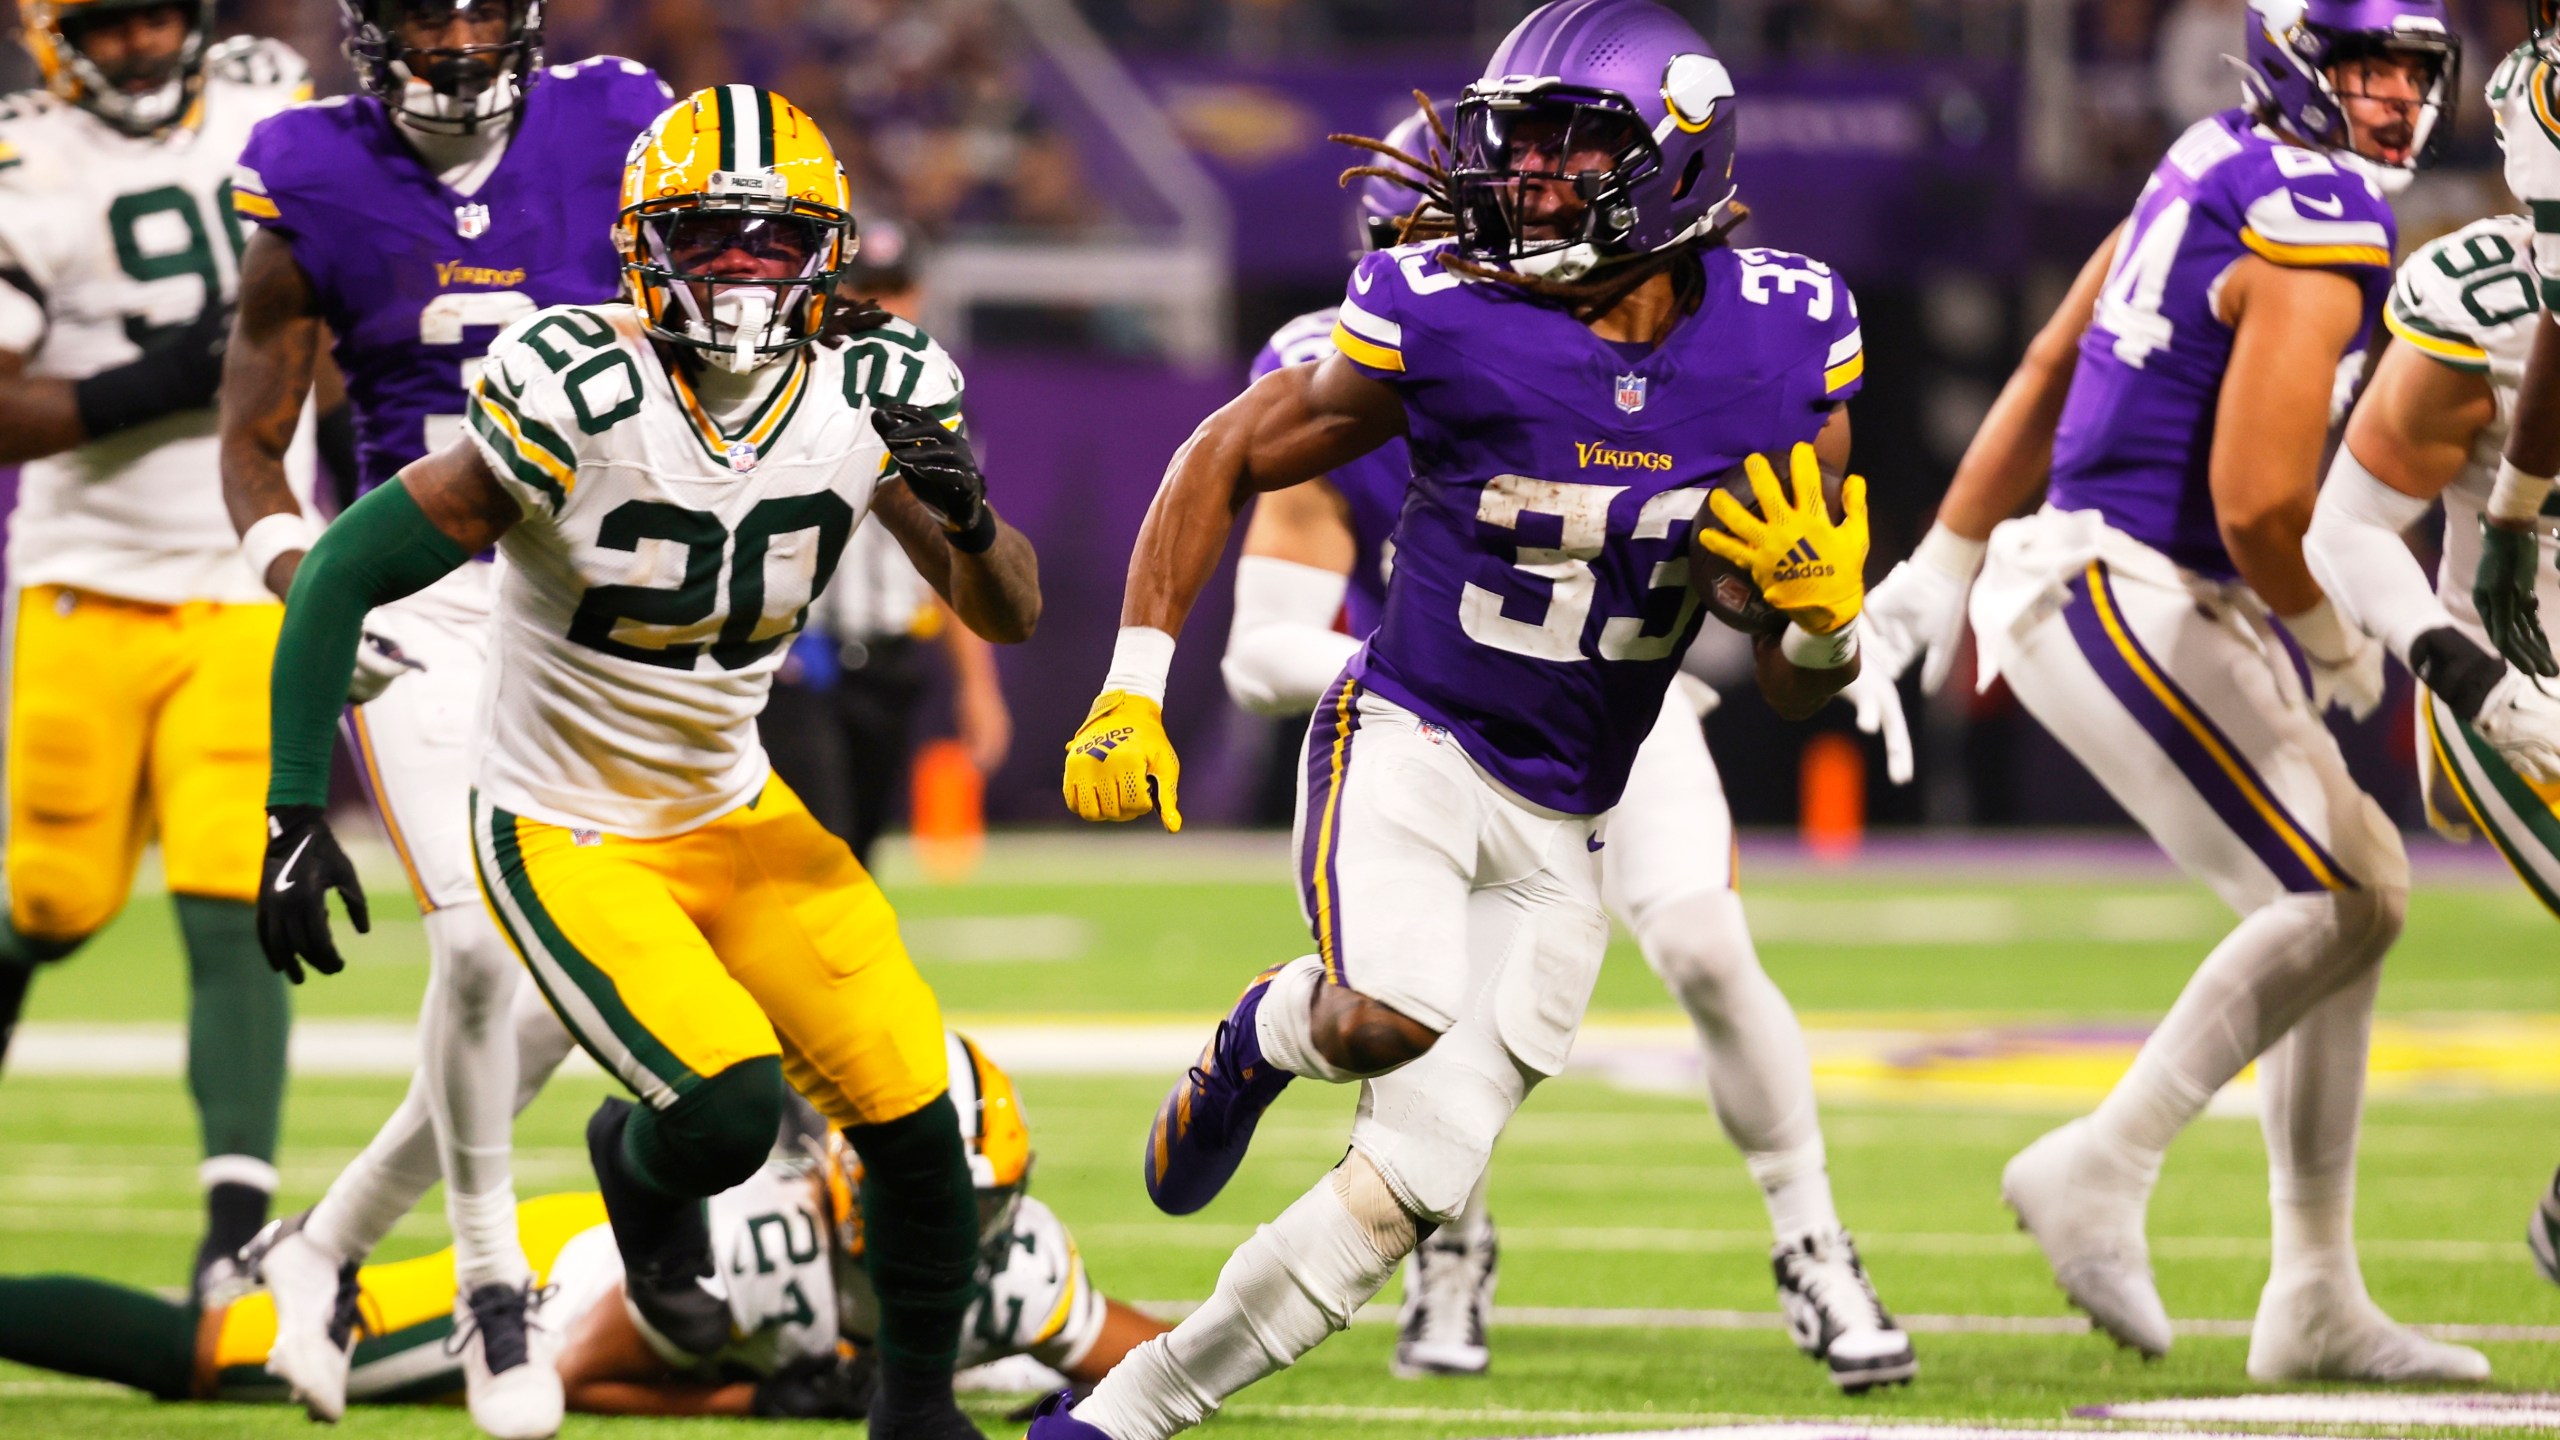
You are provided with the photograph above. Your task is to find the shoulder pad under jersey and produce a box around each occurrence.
[2209,129,2395,275]
[2387,214,2540,375]
[836,315,965,430]
[1720,244,1867,405]
[469,304,638,516]
[537,54,677,129]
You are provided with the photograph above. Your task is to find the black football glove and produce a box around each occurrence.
[256,805,369,984]
[750,1350,876,1420]
[871,401,997,553]
[72,300,233,439]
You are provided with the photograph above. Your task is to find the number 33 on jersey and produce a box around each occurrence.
[462,302,965,837]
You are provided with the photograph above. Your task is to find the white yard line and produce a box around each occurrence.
[1125,1300,2560,1345]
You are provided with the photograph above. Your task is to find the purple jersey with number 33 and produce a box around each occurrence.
[1252,306,1407,638]
[2047,110,2394,579]
[232,57,673,495]
[1331,239,1864,815]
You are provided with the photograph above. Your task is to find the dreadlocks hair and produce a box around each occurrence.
[1330,91,1748,324]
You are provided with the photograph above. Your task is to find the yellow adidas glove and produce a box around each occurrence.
[1061,690,1183,831]
[1698,442,1870,635]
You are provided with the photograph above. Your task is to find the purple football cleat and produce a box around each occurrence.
[1026,1389,1115,1438]
[1144,966,1296,1215]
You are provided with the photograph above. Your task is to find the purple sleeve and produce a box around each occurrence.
[1819,275,1864,405]
[1248,337,1286,382]
[1331,249,1410,381]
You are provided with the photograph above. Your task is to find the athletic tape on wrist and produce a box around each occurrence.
[241,510,320,591]
[1912,522,1988,583]
[1780,616,1859,669]
[1104,625,1177,704]
[2489,459,2557,527]
[2279,597,2357,666]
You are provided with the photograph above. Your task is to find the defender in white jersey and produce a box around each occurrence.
[253,86,1041,1440]
[0,0,313,1302]
[2299,211,2560,1283]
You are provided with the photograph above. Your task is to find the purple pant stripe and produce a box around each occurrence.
[2060,566,2352,894]
[1298,675,1363,984]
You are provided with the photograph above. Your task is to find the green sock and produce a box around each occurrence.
[177,895,289,1164]
[0,1275,198,1398]
[0,914,83,966]
[846,1092,979,1380]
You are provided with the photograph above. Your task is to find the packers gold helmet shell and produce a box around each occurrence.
[824,1032,1033,1267]
[617,85,855,372]
[19,0,216,135]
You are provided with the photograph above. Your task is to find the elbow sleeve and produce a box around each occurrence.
[2304,444,2452,665]
[1223,555,1359,714]
[268,482,471,807]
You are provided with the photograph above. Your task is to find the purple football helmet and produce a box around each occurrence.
[1355,107,1442,252]
[2240,0,2457,182]
[1449,0,1739,280]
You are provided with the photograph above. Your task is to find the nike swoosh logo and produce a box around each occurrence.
[1352,269,1374,294]
[273,834,314,892]
[1587,833,1606,852]
[2296,192,2344,218]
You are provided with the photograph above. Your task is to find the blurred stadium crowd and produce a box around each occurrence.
[0,0,2527,837]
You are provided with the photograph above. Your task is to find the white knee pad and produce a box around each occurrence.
[1632,888,1761,1015]
[1349,1018,1529,1224]
[424,904,522,1033]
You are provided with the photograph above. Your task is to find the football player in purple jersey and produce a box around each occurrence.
[1221,106,1912,1391]
[1044,2,1879,1432]
[212,3,671,1433]
[1858,0,2483,1383]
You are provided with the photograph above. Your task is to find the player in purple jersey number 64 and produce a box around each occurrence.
[1046,3,1876,1435]
[1859,0,2482,1385]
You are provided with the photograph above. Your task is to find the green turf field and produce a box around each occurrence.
[5,833,2560,1438]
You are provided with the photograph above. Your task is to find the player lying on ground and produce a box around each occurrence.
[1223,104,1910,1390]
[1047,2,1875,1433]
[0,1039,1163,1416]
[218,4,672,1431]
[253,85,1038,1440]
[0,0,316,1305]
[1859,0,2481,1383]
[2429,5,2560,1283]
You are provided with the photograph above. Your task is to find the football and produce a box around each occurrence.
[1694,454,1849,639]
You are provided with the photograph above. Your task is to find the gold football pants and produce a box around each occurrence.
[471,775,949,1129]
[6,586,280,939]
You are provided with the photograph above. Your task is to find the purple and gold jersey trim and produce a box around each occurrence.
[2066,562,2356,893]
[2238,228,2392,270]
[1330,298,1403,373]
[1299,673,1365,984]
[1823,326,1865,393]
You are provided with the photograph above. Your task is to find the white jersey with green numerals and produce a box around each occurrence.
[2380,211,2560,636]
[0,39,310,604]
[461,302,964,837]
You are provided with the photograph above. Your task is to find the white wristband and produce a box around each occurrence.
[1912,521,1988,584]
[2488,459,2556,527]
[1780,616,1860,670]
[241,509,319,591]
[1104,625,1177,705]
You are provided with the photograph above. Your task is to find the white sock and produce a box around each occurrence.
[1633,890,1838,1238]
[421,906,529,1286]
[2261,966,2378,1278]
[1078,1162,1413,1440]
[2088,892,2396,1173]
[305,1076,444,1261]
[1252,955,1359,1083]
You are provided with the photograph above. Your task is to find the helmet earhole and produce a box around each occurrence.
[1673,149,1706,200]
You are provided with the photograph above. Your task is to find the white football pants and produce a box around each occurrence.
[1974,509,2405,1211]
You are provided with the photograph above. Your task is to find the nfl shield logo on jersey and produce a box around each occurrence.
[725,439,760,472]
[1614,373,1648,414]
[454,203,492,239]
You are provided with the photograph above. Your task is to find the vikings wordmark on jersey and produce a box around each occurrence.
[0,37,307,604]
[1328,238,1862,815]
[231,56,673,496]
